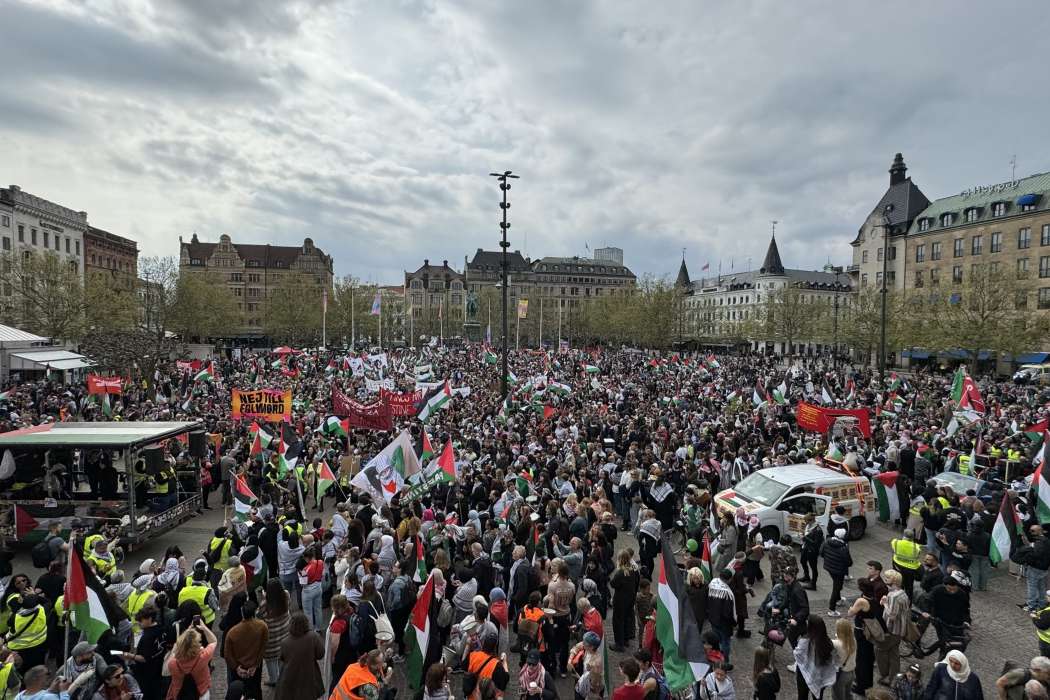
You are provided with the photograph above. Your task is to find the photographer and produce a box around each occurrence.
[165,618,217,700]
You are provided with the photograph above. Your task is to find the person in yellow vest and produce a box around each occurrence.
[1031,589,1050,658]
[127,575,156,642]
[5,594,48,671]
[0,648,20,700]
[149,462,178,511]
[206,526,239,589]
[890,529,923,601]
[51,592,67,664]
[0,575,30,633]
[331,649,390,700]
[178,562,219,628]
[86,539,118,583]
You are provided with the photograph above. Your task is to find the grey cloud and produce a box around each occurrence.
[0,91,74,134]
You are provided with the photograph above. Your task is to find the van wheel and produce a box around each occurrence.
[759,525,779,543]
[848,517,867,540]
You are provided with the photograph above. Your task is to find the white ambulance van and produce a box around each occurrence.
[713,464,876,543]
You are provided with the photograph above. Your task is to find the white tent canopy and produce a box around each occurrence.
[9,349,94,370]
[0,325,47,343]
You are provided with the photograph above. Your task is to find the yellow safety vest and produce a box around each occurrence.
[82,534,103,557]
[0,660,16,700]
[1039,606,1050,644]
[87,553,116,578]
[959,454,971,476]
[891,539,923,570]
[936,496,951,510]
[208,537,233,571]
[7,607,47,650]
[127,590,155,634]
[178,582,215,624]
[53,595,65,627]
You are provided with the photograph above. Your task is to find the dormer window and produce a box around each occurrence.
[964,207,980,223]
[941,213,955,227]
[918,218,931,232]
[246,259,261,268]
[991,202,1007,217]
[190,258,203,266]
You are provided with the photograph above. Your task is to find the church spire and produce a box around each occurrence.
[675,253,690,289]
[759,224,785,276]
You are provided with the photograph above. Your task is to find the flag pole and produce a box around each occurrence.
[322,287,328,349]
[63,546,74,658]
[351,283,356,349]
[538,297,543,349]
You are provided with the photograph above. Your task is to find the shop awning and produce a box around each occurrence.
[902,349,931,359]
[1015,352,1050,364]
[1017,193,1041,207]
[943,349,991,360]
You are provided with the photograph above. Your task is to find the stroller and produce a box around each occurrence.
[757,583,791,659]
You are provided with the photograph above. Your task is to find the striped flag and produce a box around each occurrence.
[413,535,426,583]
[990,494,1022,565]
[65,549,125,643]
[405,573,436,691]
[316,460,337,499]
[1032,434,1050,523]
[873,471,900,523]
[656,538,709,690]
[233,474,257,521]
[416,380,453,423]
[700,534,712,583]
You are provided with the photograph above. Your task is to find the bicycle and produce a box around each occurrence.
[900,611,970,659]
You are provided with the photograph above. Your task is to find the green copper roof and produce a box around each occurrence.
[908,171,1050,235]
[0,421,203,449]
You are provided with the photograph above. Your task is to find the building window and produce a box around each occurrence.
[991,232,1002,253]
[862,250,869,264]
[861,274,868,286]
[1017,290,1029,309]
[876,248,883,262]
[31,229,37,245]
[992,202,1006,217]
[964,208,979,222]
[43,231,49,247]
[931,242,942,260]
[1020,227,1032,249]
[930,269,940,286]
[919,218,930,232]
[65,238,70,254]
[990,261,1000,275]
[75,240,80,256]
[1022,202,1038,213]
[1018,258,1030,278]
[941,213,954,227]
[915,244,925,263]
[971,235,982,255]
[1042,225,1050,246]
[1041,256,1050,279]
[952,265,963,284]
[1040,288,1050,310]
[190,258,203,266]
[1,237,8,251]
[0,215,8,228]
[876,272,883,287]
[914,270,924,288]
[17,225,23,242]
[953,238,964,258]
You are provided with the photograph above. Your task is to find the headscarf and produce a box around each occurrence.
[157,558,181,589]
[378,535,396,566]
[943,650,971,683]
[518,656,545,690]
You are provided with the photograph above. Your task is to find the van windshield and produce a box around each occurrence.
[733,472,791,507]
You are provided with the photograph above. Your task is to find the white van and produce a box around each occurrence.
[713,464,876,542]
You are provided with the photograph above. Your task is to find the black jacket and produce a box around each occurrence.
[820,537,852,576]
[802,526,825,555]
[782,580,810,626]
[1031,536,1050,570]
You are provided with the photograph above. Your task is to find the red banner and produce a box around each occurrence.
[176,360,202,373]
[87,375,123,395]
[332,387,392,432]
[795,402,872,437]
[380,388,423,417]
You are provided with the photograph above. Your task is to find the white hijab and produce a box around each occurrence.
[942,650,971,683]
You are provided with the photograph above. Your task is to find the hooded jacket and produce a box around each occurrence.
[819,536,852,576]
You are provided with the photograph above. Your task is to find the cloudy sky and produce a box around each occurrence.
[3,0,1050,283]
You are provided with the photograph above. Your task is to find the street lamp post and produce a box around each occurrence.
[823,264,845,364]
[490,170,519,399]
[879,203,894,381]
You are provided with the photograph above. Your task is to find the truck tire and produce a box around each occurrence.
[848,516,867,540]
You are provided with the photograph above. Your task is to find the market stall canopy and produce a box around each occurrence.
[9,349,93,370]
[0,421,203,449]
[0,325,48,343]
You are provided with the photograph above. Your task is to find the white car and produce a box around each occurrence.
[714,464,877,543]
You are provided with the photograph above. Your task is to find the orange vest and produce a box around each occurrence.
[519,606,546,650]
[466,652,501,700]
[330,662,378,700]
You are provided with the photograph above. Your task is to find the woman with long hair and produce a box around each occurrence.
[260,578,290,687]
[165,623,218,700]
[830,618,856,700]
[276,612,325,700]
[752,647,780,700]
[876,570,909,686]
[793,614,838,700]
[848,577,879,695]
[609,549,640,652]
[424,662,452,700]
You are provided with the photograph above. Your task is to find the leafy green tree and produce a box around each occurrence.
[84,273,139,335]
[170,270,241,343]
[262,274,325,346]
[0,250,84,341]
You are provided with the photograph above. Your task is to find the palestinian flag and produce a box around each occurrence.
[950,367,965,403]
[249,422,272,458]
[725,388,739,403]
[549,381,572,397]
[752,382,767,407]
[13,505,38,540]
[705,354,720,369]
[888,372,904,393]
[1031,437,1050,524]
[1024,420,1050,445]
[700,534,712,583]
[325,359,338,374]
[873,471,900,523]
[845,379,856,402]
[825,442,844,461]
[772,381,787,405]
[434,439,457,483]
[990,494,1022,565]
[417,381,453,423]
[277,423,302,478]
[516,470,533,499]
[405,573,436,691]
[101,393,113,418]
[416,427,435,464]
[583,364,600,374]
[483,351,498,365]
[497,395,516,423]
[413,534,426,583]
[65,548,125,643]
[316,460,337,499]
[0,390,10,402]
[656,538,709,690]
[506,370,519,385]
[233,474,257,522]
[821,380,835,405]
[322,415,349,438]
[194,361,216,383]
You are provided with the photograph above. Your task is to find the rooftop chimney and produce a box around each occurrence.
[424,259,429,267]
[442,260,448,267]
[889,152,907,186]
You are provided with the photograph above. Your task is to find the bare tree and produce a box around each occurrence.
[0,251,84,341]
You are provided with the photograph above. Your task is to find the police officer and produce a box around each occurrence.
[890,529,923,600]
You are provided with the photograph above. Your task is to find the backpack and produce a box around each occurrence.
[643,671,671,700]
[462,656,498,699]
[347,605,374,649]
[31,535,58,569]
